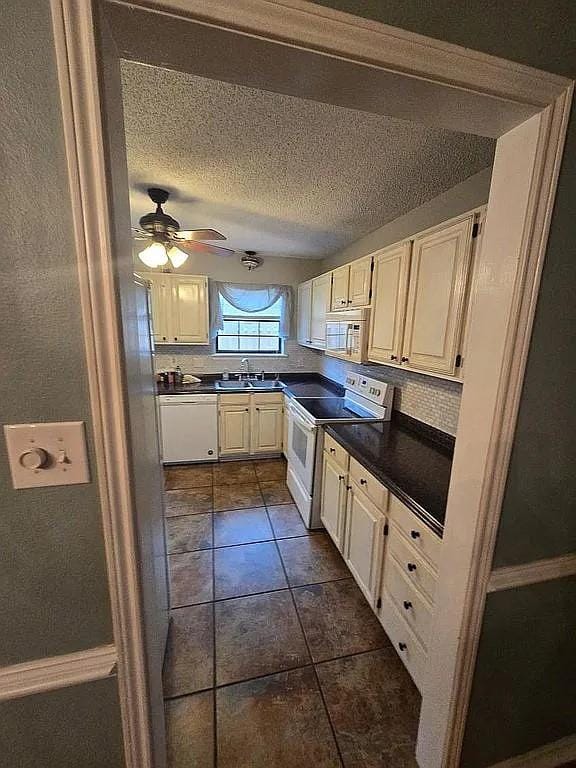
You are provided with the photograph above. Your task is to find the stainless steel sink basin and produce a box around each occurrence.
[215,379,285,391]
[249,381,285,390]
[215,380,252,390]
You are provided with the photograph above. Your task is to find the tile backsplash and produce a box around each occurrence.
[155,339,322,375]
[320,356,462,436]
[156,340,462,436]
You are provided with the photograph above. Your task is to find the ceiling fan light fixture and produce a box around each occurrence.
[241,251,262,271]
[138,240,168,268]
[167,245,189,269]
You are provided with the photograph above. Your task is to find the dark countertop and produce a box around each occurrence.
[325,413,454,537]
[156,372,344,399]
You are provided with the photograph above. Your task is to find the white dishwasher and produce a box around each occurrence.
[158,394,218,464]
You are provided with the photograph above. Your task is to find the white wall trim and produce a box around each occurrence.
[0,645,117,702]
[488,554,576,593]
[488,733,576,768]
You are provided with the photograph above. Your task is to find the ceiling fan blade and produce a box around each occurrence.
[173,229,226,242]
[177,240,235,257]
[132,228,152,240]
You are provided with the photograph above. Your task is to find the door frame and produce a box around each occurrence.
[49,1,573,767]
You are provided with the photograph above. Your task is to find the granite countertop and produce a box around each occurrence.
[325,413,454,537]
[156,372,344,398]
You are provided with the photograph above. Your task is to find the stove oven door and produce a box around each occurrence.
[286,401,317,493]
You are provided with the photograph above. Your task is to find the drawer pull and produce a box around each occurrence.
[338,475,344,481]
[398,642,407,652]
[407,562,417,572]
[403,600,413,610]
[410,530,421,539]
[360,478,367,485]
[329,448,336,454]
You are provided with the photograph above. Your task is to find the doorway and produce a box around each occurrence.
[49,1,573,767]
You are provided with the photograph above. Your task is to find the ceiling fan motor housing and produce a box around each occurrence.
[139,187,180,235]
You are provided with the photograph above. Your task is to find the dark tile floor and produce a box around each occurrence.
[162,457,421,768]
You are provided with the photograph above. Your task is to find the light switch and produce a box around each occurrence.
[3,421,90,489]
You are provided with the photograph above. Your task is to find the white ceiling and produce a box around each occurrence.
[120,61,494,259]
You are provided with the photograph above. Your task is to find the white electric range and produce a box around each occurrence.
[286,372,393,528]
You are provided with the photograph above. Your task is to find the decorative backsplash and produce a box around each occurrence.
[320,356,462,436]
[154,340,322,375]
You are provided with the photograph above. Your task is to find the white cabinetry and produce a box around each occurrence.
[297,280,313,345]
[368,243,411,364]
[330,265,350,310]
[403,215,474,375]
[218,393,283,457]
[310,274,332,348]
[140,273,209,345]
[320,434,349,550]
[348,255,373,307]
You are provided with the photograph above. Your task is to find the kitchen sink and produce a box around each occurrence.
[215,380,252,390]
[215,379,285,391]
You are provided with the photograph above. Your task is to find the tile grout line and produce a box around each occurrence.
[265,505,346,768]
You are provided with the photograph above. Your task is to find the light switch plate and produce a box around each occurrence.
[4,421,90,489]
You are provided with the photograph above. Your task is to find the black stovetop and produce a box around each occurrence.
[294,396,381,423]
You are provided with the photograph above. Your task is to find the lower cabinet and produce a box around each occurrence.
[218,393,283,457]
[320,453,348,550]
[343,480,387,608]
[318,431,442,692]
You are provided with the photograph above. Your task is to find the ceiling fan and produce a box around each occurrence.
[133,187,235,268]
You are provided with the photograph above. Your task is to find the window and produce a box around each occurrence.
[215,296,282,354]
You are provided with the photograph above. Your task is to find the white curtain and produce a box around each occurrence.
[210,282,293,339]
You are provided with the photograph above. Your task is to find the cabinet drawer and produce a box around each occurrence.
[388,523,437,603]
[218,393,251,405]
[378,593,427,692]
[252,392,284,405]
[382,554,434,649]
[389,494,441,570]
[323,433,349,470]
[349,456,388,509]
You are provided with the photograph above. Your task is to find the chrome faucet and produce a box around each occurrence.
[239,358,250,379]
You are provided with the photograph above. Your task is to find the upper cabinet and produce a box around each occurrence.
[368,243,411,365]
[330,265,350,310]
[141,273,209,345]
[297,275,331,350]
[403,217,474,375]
[330,256,373,310]
[368,212,479,378]
[297,280,313,346]
[310,274,332,348]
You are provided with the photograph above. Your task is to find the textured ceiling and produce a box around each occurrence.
[121,61,494,259]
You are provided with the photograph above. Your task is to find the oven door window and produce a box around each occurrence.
[291,420,310,468]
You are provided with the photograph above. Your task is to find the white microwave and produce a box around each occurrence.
[325,309,370,363]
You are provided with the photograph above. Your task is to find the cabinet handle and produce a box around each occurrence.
[347,299,352,304]
[407,562,417,572]
[346,485,352,491]
[329,448,336,454]
[410,530,421,539]
[255,407,260,411]
[338,475,344,481]
[245,408,249,412]
[162,336,167,341]
[403,600,413,610]
[390,354,397,360]
[401,356,409,363]
[398,642,407,652]
[360,478,367,485]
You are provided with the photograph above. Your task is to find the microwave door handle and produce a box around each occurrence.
[345,324,352,356]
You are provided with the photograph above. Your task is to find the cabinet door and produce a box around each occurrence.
[368,243,411,364]
[320,453,347,552]
[330,265,350,310]
[310,274,331,348]
[218,405,251,456]
[143,273,171,344]
[297,281,312,345]
[403,216,473,375]
[343,483,386,606]
[348,256,373,307]
[170,275,209,344]
[251,401,283,454]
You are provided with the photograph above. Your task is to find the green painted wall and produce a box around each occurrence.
[313,1,576,764]
[0,677,125,767]
[0,0,113,664]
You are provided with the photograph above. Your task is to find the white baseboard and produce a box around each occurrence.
[0,644,117,701]
[489,733,576,768]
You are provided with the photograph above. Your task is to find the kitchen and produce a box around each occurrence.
[121,56,498,768]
